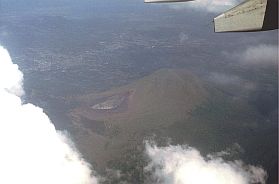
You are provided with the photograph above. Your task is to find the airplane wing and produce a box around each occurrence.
[144,0,278,32]
[214,0,278,32]
[144,0,192,3]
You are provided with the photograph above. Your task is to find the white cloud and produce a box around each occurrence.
[179,32,189,43]
[169,0,240,13]
[238,44,278,66]
[0,45,98,184]
[145,143,267,184]
[0,47,24,97]
[208,72,241,85]
[207,72,256,94]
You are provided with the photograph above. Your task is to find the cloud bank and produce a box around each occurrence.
[208,72,255,90]
[170,0,240,13]
[238,44,278,66]
[0,45,98,184]
[145,143,267,184]
[208,72,241,85]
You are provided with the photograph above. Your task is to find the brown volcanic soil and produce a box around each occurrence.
[68,69,207,169]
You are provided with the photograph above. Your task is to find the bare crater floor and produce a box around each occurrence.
[68,69,207,168]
